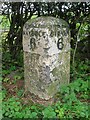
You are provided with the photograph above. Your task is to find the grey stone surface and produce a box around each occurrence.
[23,16,70,100]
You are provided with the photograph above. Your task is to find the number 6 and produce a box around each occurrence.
[57,37,64,50]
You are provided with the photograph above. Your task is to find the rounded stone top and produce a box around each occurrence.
[25,16,69,28]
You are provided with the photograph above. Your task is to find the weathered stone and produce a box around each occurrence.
[23,16,70,101]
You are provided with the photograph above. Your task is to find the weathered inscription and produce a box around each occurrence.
[28,30,64,51]
[24,29,64,38]
[30,37,36,50]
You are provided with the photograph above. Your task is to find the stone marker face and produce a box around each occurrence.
[23,17,70,100]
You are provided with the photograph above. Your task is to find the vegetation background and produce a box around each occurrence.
[1,2,90,119]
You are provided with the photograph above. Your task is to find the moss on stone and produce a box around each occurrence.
[52,67,60,76]
[47,80,59,96]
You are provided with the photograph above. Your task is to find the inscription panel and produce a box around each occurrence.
[23,27,65,54]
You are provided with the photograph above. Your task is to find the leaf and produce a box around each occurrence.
[31,112,37,118]
[42,106,56,118]
[76,23,80,29]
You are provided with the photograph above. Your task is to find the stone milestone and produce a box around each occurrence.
[23,16,70,101]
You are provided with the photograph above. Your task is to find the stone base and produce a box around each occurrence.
[24,91,55,106]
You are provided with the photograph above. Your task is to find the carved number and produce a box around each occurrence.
[30,38,36,50]
[57,37,64,50]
